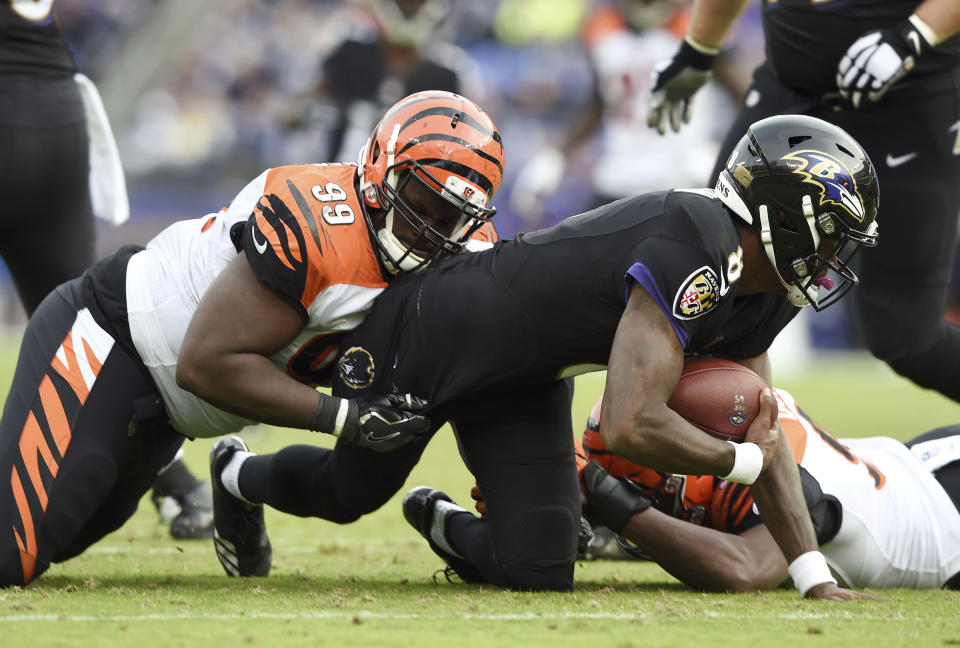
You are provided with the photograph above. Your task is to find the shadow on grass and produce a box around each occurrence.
[26,573,689,597]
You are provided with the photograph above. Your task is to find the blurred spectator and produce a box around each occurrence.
[281,0,484,165]
[508,0,747,227]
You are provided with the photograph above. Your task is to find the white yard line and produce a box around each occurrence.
[0,610,925,623]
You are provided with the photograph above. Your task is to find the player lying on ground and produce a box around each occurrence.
[571,379,960,591]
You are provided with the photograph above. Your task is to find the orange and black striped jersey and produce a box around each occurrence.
[126,162,496,439]
[244,164,386,322]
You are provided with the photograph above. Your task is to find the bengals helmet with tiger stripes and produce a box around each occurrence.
[581,398,713,526]
[358,90,504,274]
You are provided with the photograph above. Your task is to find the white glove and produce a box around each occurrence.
[646,38,717,135]
[509,147,566,218]
[837,16,935,109]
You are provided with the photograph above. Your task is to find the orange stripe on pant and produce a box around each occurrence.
[10,316,108,584]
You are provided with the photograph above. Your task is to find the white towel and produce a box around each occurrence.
[74,72,130,225]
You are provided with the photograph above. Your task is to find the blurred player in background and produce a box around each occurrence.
[0,90,499,586]
[510,0,745,220]
[646,0,960,403]
[0,0,212,541]
[575,388,960,591]
[285,0,483,163]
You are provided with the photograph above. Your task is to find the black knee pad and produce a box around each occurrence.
[321,507,363,525]
[499,561,575,592]
[494,504,578,591]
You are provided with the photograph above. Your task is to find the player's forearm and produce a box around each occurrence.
[748,433,818,563]
[687,0,751,50]
[176,352,319,430]
[621,509,785,592]
[915,0,960,42]
[603,404,737,477]
[603,287,738,477]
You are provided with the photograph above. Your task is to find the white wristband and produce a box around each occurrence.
[720,440,763,485]
[908,14,939,47]
[332,399,350,437]
[788,551,837,596]
[684,34,721,56]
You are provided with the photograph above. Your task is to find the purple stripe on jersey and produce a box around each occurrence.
[625,262,690,348]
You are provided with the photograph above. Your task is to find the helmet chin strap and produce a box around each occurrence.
[757,204,817,307]
[375,123,429,274]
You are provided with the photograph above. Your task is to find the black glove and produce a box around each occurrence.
[836,17,934,109]
[339,393,431,453]
[581,460,653,535]
[646,39,717,135]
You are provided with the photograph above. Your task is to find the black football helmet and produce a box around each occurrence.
[715,114,879,310]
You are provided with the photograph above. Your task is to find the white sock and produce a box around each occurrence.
[430,499,466,558]
[220,451,255,504]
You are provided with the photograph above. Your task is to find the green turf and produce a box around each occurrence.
[0,346,958,646]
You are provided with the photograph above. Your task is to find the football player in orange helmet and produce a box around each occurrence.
[0,90,503,586]
[577,391,960,591]
[358,90,503,274]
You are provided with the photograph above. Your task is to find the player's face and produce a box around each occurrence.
[392,171,466,258]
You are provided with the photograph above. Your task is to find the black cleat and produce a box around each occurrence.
[402,486,483,583]
[169,482,214,540]
[210,436,271,577]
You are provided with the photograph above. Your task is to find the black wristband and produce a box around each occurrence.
[676,39,718,72]
[892,16,933,58]
[310,392,351,435]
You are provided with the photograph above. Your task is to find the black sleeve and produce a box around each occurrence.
[626,236,733,349]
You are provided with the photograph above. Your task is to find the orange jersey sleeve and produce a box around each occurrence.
[244,164,387,319]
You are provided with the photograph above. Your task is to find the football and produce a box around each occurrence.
[666,358,767,442]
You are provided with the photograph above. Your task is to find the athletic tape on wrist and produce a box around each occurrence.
[908,14,939,47]
[684,34,721,56]
[721,441,763,485]
[311,392,350,436]
[333,399,350,437]
[788,551,837,596]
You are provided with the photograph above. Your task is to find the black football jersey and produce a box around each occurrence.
[0,2,75,76]
[762,0,960,95]
[334,190,799,407]
[320,39,460,160]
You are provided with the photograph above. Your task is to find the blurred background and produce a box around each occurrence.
[4,0,959,372]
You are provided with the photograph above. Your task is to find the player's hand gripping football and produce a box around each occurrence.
[339,393,431,452]
[836,18,933,109]
[743,388,780,472]
[646,39,717,135]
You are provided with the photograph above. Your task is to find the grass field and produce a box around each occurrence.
[0,336,958,647]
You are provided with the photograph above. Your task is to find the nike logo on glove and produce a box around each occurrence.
[886,152,917,168]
